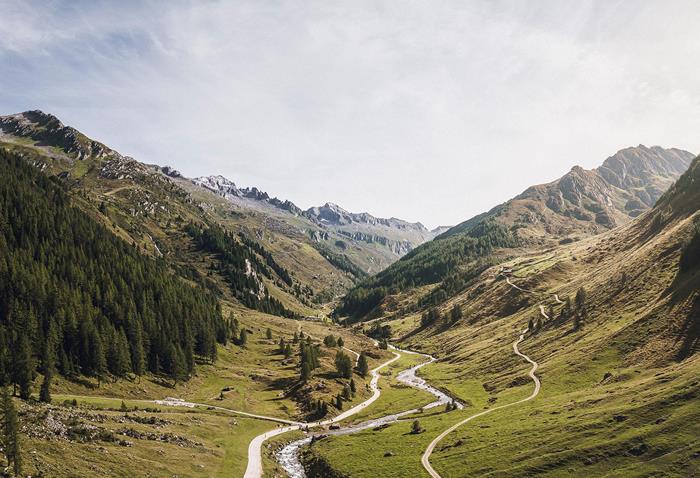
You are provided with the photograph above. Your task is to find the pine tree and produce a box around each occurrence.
[266,328,273,340]
[343,383,352,400]
[356,352,369,377]
[300,362,311,382]
[1,387,21,476]
[575,287,587,311]
[335,351,352,378]
[279,337,286,354]
[335,394,343,410]
[411,419,422,434]
[129,321,146,377]
[350,379,356,394]
[337,337,344,347]
[39,333,56,403]
[14,335,33,400]
[293,331,299,343]
[239,329,248,347]
[284,344,292,358]
[450,304,463,322]
[91,330,107,387]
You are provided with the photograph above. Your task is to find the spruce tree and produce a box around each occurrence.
[337,337,344,347]
[91,331,107,387]
[575,287,587,310]
[239,329,248,347]
[335,394,343,410]
[335,351,352,378]
[356,352,369,377]
[1,387,21,475]
[39,334,56,403]
[411,419,422,434]
[266,328,273,340]
[14,335,33,400]
[300,362,311,382]
[350,378,356,394]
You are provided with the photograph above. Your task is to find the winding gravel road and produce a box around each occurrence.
[421,274,546,478]
[421,327,540,478]
[243,348,401,478]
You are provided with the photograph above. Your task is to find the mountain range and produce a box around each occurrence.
[0,108,698,478]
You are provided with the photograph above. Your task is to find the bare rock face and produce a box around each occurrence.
[160,166,181,178]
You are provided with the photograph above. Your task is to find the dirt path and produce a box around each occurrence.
[104,185,136,196]
[421,328,540,478]
[421,274,545,478]
[243,349,401,478]
[153,398,302,425]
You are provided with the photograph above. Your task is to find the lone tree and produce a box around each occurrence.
[337,337,344,347]
[1,387,21,476]
[278,337,286,354]
[356,352,369,377]
[239,329,248,347]
[450,304,463,323]
[266,328,273,340]
[335,351,353,379]
[411,419,423,434]
[575,287,587,311]
[350,379,356,395]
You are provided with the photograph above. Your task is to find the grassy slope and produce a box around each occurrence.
[19,397,273,477]
[309,178,700,476]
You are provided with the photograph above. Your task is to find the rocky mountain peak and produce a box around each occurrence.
[0,110,114,160]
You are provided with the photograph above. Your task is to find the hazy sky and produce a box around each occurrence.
[2,1,700,228]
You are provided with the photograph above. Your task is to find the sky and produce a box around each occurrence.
[2,1,700,228]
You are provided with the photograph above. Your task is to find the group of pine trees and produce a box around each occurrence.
[336,221,519,320]
[299,338,321,382]
[185,222,299,318]
[0,150,226,398]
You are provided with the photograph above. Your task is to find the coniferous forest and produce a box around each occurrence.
[0,150,225,395]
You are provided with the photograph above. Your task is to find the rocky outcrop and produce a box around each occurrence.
[0,110,114,160]
[304,202,429,232]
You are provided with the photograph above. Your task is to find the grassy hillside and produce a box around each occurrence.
[307,157,700,477]
[334,146,694,323]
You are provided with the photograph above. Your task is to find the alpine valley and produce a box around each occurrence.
[0,109,698,478]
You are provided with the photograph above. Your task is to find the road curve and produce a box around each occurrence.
[421,328,540,478]
[243,349,401,478]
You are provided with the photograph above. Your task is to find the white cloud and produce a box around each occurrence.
[1,0,700,227]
